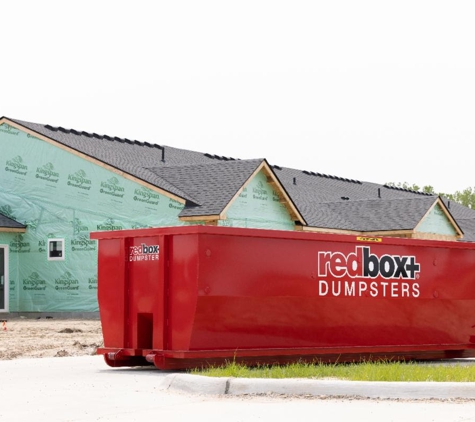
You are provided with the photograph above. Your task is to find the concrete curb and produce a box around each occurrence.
[160,374,475,399]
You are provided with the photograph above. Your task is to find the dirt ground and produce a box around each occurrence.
[0,317,103,360]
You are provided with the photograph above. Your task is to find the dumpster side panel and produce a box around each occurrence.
[167,234,199,351]
[97,238,127,348]
[188,234,475,351]
[94,227,475,368]
[126,235,165,351]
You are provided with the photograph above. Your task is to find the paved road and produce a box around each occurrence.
[1,356,475,422]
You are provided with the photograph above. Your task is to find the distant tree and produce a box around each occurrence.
[385,182,436,194]
[447,187,475,209]
[387,182,475,209]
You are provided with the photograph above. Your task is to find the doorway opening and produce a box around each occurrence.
[0,246,8,312]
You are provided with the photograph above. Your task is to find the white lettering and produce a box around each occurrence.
[332,280,341,296]
[345,281,356,296]
[317,246,421,280]
[319,280,329,296]
[391,282,399,297]
[317,280,421,299]
[358,281,368,296]
[370,281,378,297]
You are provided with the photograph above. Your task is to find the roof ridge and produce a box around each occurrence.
[382,184,435,196]
[203,152,239,161]
[318,196,437,205]
[301,169,363,185]
[43,124,164,150]
[147,158,264,171]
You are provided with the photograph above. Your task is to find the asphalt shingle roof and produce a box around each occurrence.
[5,116,475,237]
[148,159,265,217]
[300,196,440,232]
[9,118,222,203]
[273,166,435,206]
[456,219,475,242]
[0,212,26,229]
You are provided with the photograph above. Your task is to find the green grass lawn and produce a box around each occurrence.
[191,360,475,382]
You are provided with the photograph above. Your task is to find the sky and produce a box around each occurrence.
[2,1,475,194]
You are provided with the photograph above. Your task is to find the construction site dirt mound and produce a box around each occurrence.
[0,318,103,360]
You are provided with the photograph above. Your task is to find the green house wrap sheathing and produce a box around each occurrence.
[0,123,295,312]
[220,171,295,230]
[416,204,457,236]
[0,124,183,312]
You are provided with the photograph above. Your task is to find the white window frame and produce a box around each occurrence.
[47,238,65,261]
[0,245,8,313]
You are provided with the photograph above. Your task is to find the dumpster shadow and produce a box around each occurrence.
[417,358,475,366]
[98,366,186,377]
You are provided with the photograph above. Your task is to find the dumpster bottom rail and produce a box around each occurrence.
[97,344,475,370]
[98,348,153,368]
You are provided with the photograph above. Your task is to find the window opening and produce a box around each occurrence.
[48,239,65,261]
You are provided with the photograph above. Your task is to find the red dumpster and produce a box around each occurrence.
[90,226,475,369]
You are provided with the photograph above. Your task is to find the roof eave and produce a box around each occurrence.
[0,227,27,233]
